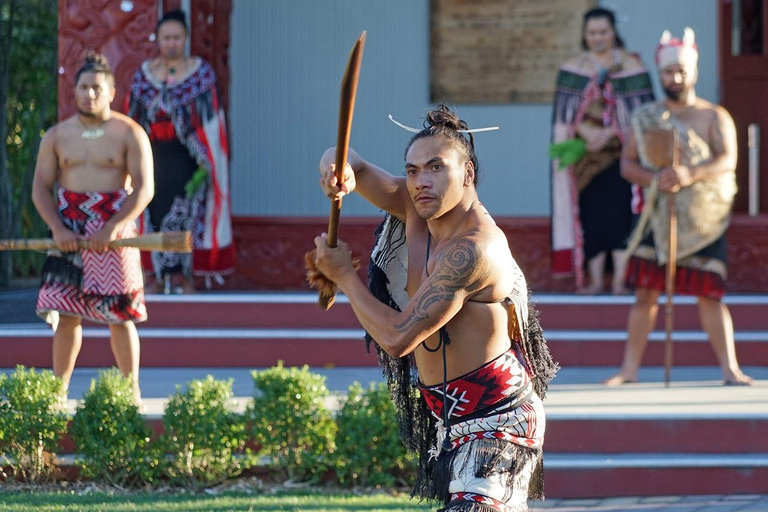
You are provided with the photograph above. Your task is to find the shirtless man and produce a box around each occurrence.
[32,53,154,405]
[605,29,753,386]
[313,106,555,511]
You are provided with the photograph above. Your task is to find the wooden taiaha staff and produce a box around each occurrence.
[664,134,679,388]
[0,231,193,253]
[318,31,366,310]
[644,128,678,387]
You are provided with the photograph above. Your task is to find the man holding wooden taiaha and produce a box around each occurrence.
[313,106,558,510]
[32,53,154,406]
[605,29,753,386]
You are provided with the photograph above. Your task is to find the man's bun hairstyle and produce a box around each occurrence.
[405,104,481,184]
[75,51,114,85]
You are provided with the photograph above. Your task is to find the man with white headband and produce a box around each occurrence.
[605,28,753,386]
[312,105,558,510]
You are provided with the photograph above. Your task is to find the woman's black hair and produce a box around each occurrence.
[157,9,188,33]
[581,7,625,50]
[404,105,481,185]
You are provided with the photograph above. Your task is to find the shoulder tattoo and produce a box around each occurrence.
[395,236,481,332]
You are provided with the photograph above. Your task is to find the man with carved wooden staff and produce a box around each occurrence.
[126,9,234,295]
[32,53,154,406]
[605,29,753,386]
[312,106,557,511]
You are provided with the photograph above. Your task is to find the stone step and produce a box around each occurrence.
[127,293,768,331]
[544,454,768,498]
[1,325,766,368]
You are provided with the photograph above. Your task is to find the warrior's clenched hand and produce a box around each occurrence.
[52,226,81,253]
[319,147,359,199]
[658,164,694,193]
[89,221,121,253]
[313,233,355,283]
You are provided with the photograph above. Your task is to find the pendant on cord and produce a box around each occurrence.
[81,127,105,140]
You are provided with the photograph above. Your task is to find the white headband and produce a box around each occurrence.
[388,114,499,134]
[656,27,698,71]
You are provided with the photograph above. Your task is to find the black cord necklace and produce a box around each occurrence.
[422,232,452,451]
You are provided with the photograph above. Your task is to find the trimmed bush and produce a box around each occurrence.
[162,376,250,487]
[70,368,162,487]
[0,365,68,483]
[334,382,415,487]
[249,362,336,482]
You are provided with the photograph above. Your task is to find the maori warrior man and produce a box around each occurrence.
[312,105,557,511]
[32,53,154,405]
[605,29,753,386]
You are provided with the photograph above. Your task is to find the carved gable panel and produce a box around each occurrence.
[58,0,158,120]
[59,0,231,120]
[187,0,232,115]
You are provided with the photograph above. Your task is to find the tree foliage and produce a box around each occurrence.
[0,0,58,287]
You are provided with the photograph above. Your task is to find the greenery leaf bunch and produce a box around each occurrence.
[334,382,415,488]
[162,375,250,487]
[70,368,162,488]
[0,365,68,483]
[249,362,337,483]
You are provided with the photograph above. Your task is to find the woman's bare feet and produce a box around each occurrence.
[168,273,196,294]
[181,278,196,295]
[603,371,638,386]
[145,279,163,294]
[577,282,604,295]
[612,286,631,295]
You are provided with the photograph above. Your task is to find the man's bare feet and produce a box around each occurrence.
[723,369,754,386]
[132,386,146,412]
[54,392,69,413]
[603,371,638,386]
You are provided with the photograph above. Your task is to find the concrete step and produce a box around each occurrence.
[544,454,768,498]
[38,365,768,439]
[536,295,768,331]
[121,293,768,331]
[1,324,766,368]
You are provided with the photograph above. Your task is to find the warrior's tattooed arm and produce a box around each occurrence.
[329,232,489,358]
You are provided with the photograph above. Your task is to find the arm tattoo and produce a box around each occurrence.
[395,236,480,333]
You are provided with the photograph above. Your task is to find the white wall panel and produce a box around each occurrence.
[229,0,718,217]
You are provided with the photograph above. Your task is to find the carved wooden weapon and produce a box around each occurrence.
[0,231,193,252]
[312,31,366,310]
[644,128,678,387]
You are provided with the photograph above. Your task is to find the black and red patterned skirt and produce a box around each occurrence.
[625,233,728,300]
[36,188,147,325]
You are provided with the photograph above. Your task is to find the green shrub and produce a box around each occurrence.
[70,368,162,487]
[162,376,250,487]
[334,382,415,487]
[249,362,336,482]
[0,365,68,482]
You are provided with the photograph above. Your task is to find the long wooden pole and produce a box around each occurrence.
[319,31,366,310]
[664,134,679,387]
[0,231,193,252]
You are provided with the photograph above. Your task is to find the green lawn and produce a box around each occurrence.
[0,490,436,511]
